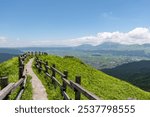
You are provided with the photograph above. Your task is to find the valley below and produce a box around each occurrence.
[18,42,150,92]
[1,42,150,94]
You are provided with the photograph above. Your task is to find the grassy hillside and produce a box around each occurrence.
[0,57,19,83]
[102,60,150,92]
[0,57,32,100]
[33,55,150,100]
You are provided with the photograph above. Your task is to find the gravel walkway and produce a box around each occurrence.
[25,58,48,100]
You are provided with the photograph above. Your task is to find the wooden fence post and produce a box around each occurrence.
[0,76,9,99]
[52,64,56,88]
[35,57,38,66]
[19,62,24,79]
[19,65,24,79]
[0,76,8,89]
[22,55,24,62]
[62,70,68,92]
[27,51,30,56]
[38,61,42,73]
[45,61,48,73]
[19,56,24,79]
[18,56,21,66]
[75,76,81,100]
[35,51,37,56]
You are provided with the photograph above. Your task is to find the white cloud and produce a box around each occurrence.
[26,27,150,47]
[0,37,7,44]
[1,27,150,47]
[68,27,150,46]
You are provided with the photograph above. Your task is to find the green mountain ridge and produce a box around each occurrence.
[34,55,150,99]
[0,48,23,63]
[0,53,18,63]
[102,60,150,92]
[0,48,22,54]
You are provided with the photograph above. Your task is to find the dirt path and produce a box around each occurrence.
[25,58,48,100]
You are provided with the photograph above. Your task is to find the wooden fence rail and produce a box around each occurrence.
[35,57,100,100]
[0,51,100,100]
[0,51,47,100]
[0,53,28,100]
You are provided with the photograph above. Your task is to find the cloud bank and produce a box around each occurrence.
[0,37,7,44]
[69,27,150,46]
[1,27,150,47]
[33,27,150,47]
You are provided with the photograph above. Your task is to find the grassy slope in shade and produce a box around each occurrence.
[0,57,32,100]
[102,60,150,91]
[35,55,150,100]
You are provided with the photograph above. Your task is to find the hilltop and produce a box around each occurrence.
[34,55,150,99]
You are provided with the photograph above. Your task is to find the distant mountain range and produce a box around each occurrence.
[76,42,150,50]
[0,53,18,63]
[0,48,22,54]
[102,60,150,92]
[17,42,150,62]
[1,45,150,92]
[1,42,150,64]
[0,48,22,63]
[17,42,150,51]
[76,42,150,59]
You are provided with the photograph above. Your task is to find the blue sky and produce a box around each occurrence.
[0,0,150,47]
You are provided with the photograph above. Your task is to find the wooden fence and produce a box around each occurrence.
[35,57,100,100]
[27,51,48,56]
[0,54,28,100]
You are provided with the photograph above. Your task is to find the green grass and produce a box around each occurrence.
[21,75,33,100]
[0,57,33,100]
[0,57,19,83]
[0,57,20,99]
[33,55,150,100]
[33,64,63,100]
